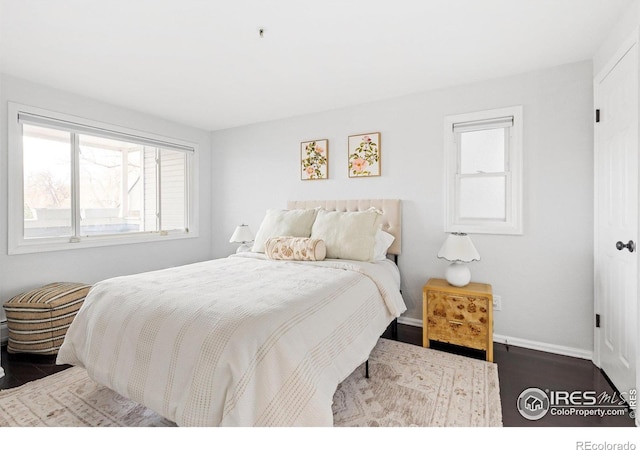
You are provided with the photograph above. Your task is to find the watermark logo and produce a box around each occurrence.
[517,387,635,421]
[517,387,550,420]
[576,442,636,450]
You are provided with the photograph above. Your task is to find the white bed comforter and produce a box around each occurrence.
[57,253,406,426]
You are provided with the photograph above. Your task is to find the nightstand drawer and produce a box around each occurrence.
[426,291,489,324]
[426,315,487,350]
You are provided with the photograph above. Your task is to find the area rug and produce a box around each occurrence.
[0,338,502,427]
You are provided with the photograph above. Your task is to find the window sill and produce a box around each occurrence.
[446,222,523,236]
[8,231,198,255]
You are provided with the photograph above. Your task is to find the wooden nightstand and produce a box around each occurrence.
[423,278,493,362]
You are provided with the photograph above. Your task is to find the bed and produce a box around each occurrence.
[56,199,405,426]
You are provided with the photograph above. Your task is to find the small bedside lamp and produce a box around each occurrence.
[437,232,480,287]
[229,224,254,253]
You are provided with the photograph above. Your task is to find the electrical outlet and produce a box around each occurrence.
[493,295,502,311]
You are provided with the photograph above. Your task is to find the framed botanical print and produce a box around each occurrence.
[300,139,328,180]
[348,132,380,177]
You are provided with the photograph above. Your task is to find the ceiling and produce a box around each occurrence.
[0,0,632,131]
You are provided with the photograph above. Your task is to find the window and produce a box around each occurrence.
[444,106,523,235]
[8,103,197,254]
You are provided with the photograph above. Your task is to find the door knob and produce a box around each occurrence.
[616,240,636,252]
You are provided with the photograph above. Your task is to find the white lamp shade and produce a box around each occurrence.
[437,232,480,262]
[229,224,254,243]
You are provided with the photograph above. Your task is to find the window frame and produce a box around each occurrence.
[8,102,199,255]
[443,105,523,235]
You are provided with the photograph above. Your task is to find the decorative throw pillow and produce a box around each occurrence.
[310,208,382,261]
[374,228,396,261]
[265,237,327,261]
[251,208,319,253]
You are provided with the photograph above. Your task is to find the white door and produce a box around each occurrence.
[595,37,638,406]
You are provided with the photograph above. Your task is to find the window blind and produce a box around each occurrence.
[18,111,194,153]
[452,116,513,133]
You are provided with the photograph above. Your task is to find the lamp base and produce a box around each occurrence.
[236,243,252,253]
[445,262,471,287]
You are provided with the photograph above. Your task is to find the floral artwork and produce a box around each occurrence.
[300,139,328,180]
[348,132,380,177]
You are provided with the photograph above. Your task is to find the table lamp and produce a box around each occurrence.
[437,232,480,287]
[229,224,254,253]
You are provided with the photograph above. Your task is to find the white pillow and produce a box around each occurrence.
[310,208,382,261]
[374,228,396,261]
[251,208,318,253]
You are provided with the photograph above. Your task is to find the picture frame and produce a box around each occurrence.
[300,139,328,180]
[348,132,381,177]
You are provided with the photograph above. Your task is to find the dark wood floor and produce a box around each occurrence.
[0,324,636,427]
[0,346,70,390]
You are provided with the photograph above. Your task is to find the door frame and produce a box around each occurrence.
[593,27,639,419]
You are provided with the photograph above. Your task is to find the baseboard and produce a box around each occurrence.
[397,317,593,360]
[493,334,592,360]
[1,321,7,345]
[398,316,422,328]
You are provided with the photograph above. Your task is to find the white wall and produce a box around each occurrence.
[0,74,213,322]
[211,61,594,354]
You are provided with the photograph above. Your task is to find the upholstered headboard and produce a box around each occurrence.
[286,199,402,255]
